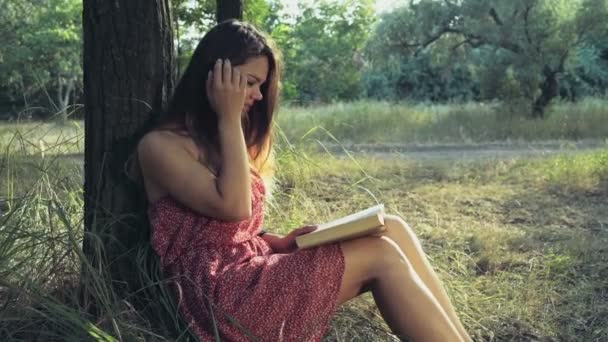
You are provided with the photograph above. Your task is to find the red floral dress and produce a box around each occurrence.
[148,170,345,341]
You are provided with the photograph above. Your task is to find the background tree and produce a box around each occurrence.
[280,0,376,104]
[3,0,606,123]
[171,0,274,77]
[217,0,243,22]
[365,0,608,116]
[0,0,81,120]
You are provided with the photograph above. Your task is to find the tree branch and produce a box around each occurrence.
[443,0,457,8]
[523,3,539,53]
[389,27,464,52]
[489,8,503,26]
[451,36,487,52]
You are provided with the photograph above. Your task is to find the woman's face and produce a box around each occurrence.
[236,56,269,116]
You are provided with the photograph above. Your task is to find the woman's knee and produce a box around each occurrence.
[346,236,411,277]
[384,214,412,235]
[383,214,423,250]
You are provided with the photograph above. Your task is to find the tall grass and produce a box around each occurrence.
[277,98,608,144]
[0,123,389,341]
[0,128,194,341]
[2,98,606,155]
[0,120,83,156]
[1,100,607,341]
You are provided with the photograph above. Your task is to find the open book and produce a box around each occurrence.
[295,204,386,249]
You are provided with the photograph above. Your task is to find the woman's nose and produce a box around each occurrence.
[252,88,263,101]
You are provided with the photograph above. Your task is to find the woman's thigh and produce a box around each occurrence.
[335,236,405,306]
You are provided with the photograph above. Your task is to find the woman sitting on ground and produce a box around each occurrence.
[134,19,472,341]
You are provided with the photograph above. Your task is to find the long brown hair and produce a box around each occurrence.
[136,20,280,181]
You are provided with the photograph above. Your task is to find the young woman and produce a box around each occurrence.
[134,20,472,341]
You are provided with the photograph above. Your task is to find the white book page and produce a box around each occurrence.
[316,204,385,231]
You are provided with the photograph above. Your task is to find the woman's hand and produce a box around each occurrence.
[206,58,247,123]
[263,225,318,253]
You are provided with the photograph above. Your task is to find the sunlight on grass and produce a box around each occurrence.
[278,98,608,144]
[267,144,608,341]
[0,121,83,156]
[1,103,607,340]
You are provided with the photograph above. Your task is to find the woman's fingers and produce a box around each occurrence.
[239,70,247,89]
[296,225,317,236]
[232,67,241,87]
[211,58,245,90]
[206,70,213,96]
[213,59,222,88]
[206,58,246,119]
[222,58,232,85]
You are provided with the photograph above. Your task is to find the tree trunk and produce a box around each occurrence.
[57,77,74,122]
[216,0,243,22]
[82,0,174,304]
[533,66,559,119]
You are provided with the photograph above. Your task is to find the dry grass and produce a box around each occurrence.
[1,103,607,341]
[267,145,608,341]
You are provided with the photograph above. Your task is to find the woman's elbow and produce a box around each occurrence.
[220,204,252,222]
[233,207,252,221]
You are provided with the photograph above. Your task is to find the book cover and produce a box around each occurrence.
[295,204,386,249]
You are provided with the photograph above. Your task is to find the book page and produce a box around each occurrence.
[316,204,384,231]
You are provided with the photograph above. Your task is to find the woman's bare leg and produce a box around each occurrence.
[378,215,472,342]
[336,236,463,341]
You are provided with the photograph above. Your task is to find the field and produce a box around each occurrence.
[270,147,608,341]
[1,100,607,341]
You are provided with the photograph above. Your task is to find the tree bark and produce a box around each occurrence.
[533,66,560,118]
[216,0,243,22]
[82,0,174,302]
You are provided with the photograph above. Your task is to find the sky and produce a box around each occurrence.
[374,0,402,14]
[278,0,403,16]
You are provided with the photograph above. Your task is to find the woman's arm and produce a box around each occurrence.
[210,59,251,218]
[258,226,317,253]
[138,59,251,222]
[215,118,251,218]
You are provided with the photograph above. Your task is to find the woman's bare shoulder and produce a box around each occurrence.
[137,130,219,204]
[138,129,219,178]
[139,129,199,160]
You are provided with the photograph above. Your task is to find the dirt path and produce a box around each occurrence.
[320,139,607,161]
[45,139,607,165]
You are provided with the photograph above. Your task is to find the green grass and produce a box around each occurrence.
[268,145,608,341]
[1,101,607,341]
[2,98,607,156]
[0,120,83,155]
[277,97,608,144]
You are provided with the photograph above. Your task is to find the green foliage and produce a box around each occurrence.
[171,0,288,79]
[277,0,376,104]
[365,0,608,114]
[362,50,479,102]
[0,0,81,118]
[2,0,606,119]
[561,43,608,99]
[170,0,279,38]
[171,0,215,36]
